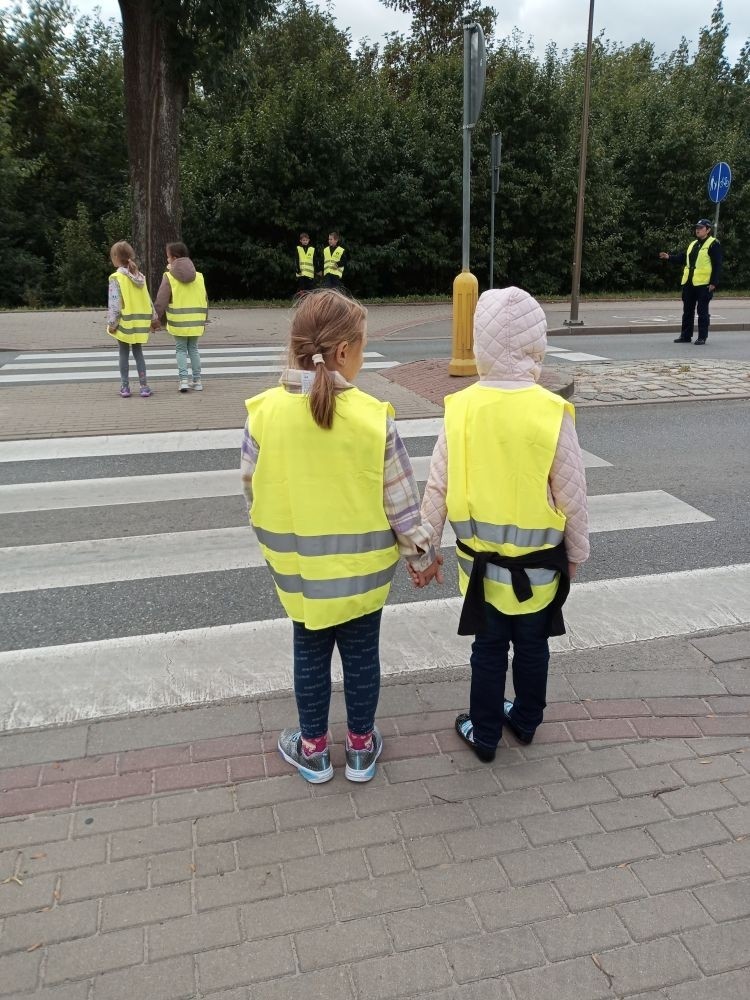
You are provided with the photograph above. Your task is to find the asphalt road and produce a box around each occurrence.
[1,399,747,652]
[375,328,750,364]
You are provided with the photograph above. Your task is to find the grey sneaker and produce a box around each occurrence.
[178,379,190,393]
[192,379,203,391]
[277,728,333,783]
[345,727,383,782]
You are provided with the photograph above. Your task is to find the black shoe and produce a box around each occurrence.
[695,338,707,344]
[673,337,692,343]
[502,700,535,745]
[455,713,496,762]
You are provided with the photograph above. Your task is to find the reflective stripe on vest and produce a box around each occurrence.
[323,246,344,277]
[296,246,315,279]
[108,272,152,345]
[681,236,715,286]
[165,271,208,337]
[246,386,398,629]
[445,383,572,616]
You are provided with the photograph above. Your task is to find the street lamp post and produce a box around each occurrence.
[565,0,595,327]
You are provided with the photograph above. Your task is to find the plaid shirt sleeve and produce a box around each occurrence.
[383,419,436,570]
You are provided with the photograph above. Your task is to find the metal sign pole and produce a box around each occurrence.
[489,132,501,289]
[713,201,720,238]
[565,0,595,327]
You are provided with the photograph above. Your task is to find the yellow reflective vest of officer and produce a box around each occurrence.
[245,386,399,630]
[165,271,208,337]
[107,272,152,345]
[681,236,716,286]
[296,246,315,279]
[445,383,573,615]
[323,246,345,278]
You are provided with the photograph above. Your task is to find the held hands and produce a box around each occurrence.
[658,252,669,260]
[407,553,444,590]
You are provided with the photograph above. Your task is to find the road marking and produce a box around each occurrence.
[0,491,712,592]
[1,563,747,729]
[0,360,399,383]
[4,350,386,370]
[550,351,609,362]
[0,451,616,513]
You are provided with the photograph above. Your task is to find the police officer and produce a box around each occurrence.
[659,219,723,344]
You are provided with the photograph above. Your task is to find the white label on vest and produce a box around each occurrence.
[300,371,315,394]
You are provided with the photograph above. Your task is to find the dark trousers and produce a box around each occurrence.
[469,602,550,750]
[681,283,712,340]
[118,342,146,384]
[292,609,382,739]
[322,275,343,290]
[295,276,314,296]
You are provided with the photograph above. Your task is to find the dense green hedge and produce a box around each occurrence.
[1,0,748,306]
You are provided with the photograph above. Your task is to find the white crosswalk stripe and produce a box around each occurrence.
[0,423,740,731]
[546,344,610,362]
[0,347,397,383]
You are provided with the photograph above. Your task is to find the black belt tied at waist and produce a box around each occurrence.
[456,539,570,637]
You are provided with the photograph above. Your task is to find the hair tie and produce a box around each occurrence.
[312,353,324,365]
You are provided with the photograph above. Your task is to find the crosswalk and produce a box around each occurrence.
[0,347,398,384]
[545,343,609,363]
[1,417,747,732]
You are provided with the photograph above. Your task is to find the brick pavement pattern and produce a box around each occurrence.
[0,671,748,998]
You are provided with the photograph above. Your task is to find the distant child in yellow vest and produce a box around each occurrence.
[241,289,441,784]
[153,241,208,393]
[415,287,590,760]
[106,241,154,398]
[295,232,316,297]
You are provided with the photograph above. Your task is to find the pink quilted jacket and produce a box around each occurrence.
[421,286,590,565]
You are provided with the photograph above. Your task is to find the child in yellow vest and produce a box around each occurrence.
[241,289,441,783]
[106,241,154,398]
[153,241,208,392]
[415,287,590,760]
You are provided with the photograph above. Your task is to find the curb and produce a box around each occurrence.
[548,322,750,337]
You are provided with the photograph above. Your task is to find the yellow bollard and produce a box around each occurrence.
[449,270,478,376]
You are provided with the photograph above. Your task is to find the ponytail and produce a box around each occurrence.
[309,355,336,429]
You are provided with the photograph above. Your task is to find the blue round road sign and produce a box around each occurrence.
[707,162,731,204]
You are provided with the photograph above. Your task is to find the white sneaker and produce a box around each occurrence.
[192,379,203,391]
[178,379,190,393]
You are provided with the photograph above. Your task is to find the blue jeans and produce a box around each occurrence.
[292,609,382,739]
[469,602,551,750]
[174,336,201,380]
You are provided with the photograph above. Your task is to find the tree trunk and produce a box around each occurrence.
[118,0,185,297]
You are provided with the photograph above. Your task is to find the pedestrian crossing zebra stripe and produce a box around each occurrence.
[2,350,389,369]
[1,563,748,731]
[0,421,613,467]
[0,447,616,514]
[0,491,714,594]
[0,361,399,383]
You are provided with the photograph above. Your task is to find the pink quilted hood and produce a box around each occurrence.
[473,286,547,383]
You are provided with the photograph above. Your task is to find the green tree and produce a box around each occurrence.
[117,0,274,293]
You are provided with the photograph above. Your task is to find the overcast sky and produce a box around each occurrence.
[2,1,748,64]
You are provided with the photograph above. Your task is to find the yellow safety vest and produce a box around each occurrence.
[445,383,573,616]
[681,236,715,286]
[246,385,399,630]
[296,246,315,279]
[165,271,208,337]
[108,272,152,345]
[323,246,345,278]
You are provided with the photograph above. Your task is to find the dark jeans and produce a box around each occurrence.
[322,275,344,291]
[295,276,314,296]
[681,283,713,340]
[292,609,382,739]
[469,602,551,750]
[118,342,146,384]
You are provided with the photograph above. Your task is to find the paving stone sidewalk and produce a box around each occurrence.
[0,629,748,999]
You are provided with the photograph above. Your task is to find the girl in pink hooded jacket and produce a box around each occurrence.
[414,287,589,760]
